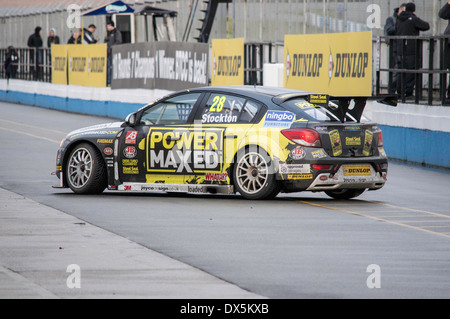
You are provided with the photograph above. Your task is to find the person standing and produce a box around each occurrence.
[83,24,99,44]
[67,29,81,44]
[4,46,19,80]
[395,3,430,98]
[384,4,406,94]
[47,28,60,48]
[104,21,122,85]
[27,26,43,80]
[439,0,450,101]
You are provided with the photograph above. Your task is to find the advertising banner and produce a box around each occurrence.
[87,44,107,87]
[68,44,107,87]
[284,31,372,96]
[51,45,68,85]
[211,38,244,86]
[111,41,209,90]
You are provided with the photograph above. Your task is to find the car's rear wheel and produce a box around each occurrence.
[66,143,107,194]
[325,188,365,199]
[233,148,279,200]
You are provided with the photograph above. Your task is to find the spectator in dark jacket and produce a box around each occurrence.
[4,46,18,80]
[395,3,430,98]
[104,21,122,85]
[384,4,406,94]
[27,26,43,80]
[27,26,43,48]
[67,29,81,44]
[47,28,60,47]
[82,24,99,44]
[439,0,450,100]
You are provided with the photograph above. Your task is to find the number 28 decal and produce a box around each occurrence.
[210,96,226,112]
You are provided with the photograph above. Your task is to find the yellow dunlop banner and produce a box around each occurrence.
[87,44,107,87]
[51,45,68,85]
[284,31,372,97]
[211,38,244,86]
[68,44,107,87]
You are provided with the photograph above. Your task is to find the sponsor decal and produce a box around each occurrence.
[363,129,373,156]
[122,159,138,166]
[140,185,180,192]
[104,147,113,156]
[147,128,224,173]
[311,149,327,159]
[188,186,204,193]
[123,146,137,159]
[290,147,305,160]
[329,129,342,156]
[288,174,313,180]
[125,130,138,144]
[308,94,329,107]
[263,111,295,128]
[343,126,361,131]
[124,185,132,191]
[97,138,113,144]
[343,165,371,176]
[205,173,228,181]
[123,167,139,174]
[345,136,361,146]
[279,164,311,174]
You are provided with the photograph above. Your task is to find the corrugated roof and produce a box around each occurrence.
[0,0,163,17]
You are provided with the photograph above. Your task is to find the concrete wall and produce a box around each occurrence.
[0,79,448,169]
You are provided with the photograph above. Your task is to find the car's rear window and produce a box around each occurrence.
[280,98,369,123]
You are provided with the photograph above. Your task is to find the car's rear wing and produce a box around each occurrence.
[273,93,397,123]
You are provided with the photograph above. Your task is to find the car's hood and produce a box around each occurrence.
[66,122,124,139]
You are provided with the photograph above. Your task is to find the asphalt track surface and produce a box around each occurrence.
[1,101,450,298]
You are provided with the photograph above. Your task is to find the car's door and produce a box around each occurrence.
[186,92,264,186]
[117,92,204,186]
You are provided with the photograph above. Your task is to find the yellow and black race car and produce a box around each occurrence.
[54,86,394,200]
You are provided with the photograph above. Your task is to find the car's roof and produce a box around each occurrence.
[185,85,312,105]
[189,85,314,104]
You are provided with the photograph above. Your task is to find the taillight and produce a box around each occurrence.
[281,128,322,147]
[312,164,332,170]
[377,130,383,147]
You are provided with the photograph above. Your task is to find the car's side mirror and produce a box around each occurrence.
[125,113,136,126]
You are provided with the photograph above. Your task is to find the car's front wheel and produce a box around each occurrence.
[325,188,365,199]
[233,148,279,200]
[66,143,107,194]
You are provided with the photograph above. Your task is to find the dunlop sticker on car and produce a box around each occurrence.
[343,165,371,176]
[146,128,224,173]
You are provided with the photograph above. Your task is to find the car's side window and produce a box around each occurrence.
[239,100,262,123]
[200,93,260,124]
[140,93,201,125]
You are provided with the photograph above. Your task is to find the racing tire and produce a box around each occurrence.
[325,188,365,200]
[66,143,107,194]
[233,148,280,200]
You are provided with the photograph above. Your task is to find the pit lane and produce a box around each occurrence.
[1,100,450,298]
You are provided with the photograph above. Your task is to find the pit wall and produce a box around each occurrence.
[1,79,449,169]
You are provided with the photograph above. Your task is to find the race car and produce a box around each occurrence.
[54,86,395,200]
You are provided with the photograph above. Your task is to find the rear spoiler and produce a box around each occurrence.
[273,93,397,123]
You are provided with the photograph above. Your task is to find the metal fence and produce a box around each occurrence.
[0,47,51,83]
[375,35,450,106]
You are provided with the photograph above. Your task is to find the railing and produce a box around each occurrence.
[0,48,51,83]
[375,35,450,106]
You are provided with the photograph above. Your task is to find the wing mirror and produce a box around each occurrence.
[125,112,136,126]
